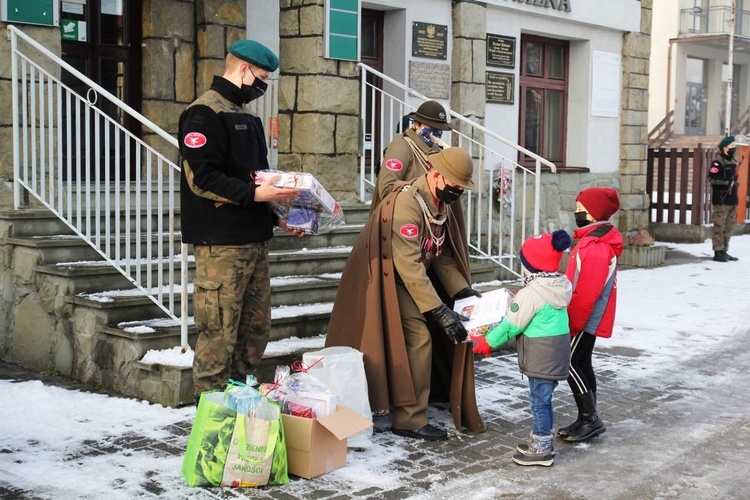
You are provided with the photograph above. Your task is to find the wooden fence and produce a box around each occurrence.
[648,146,750,225]
[647,147,713,225]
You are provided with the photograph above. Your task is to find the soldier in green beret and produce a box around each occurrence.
[178,39,304,401]
[708,136,740,262]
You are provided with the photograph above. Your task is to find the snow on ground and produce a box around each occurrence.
[1,235,750,499]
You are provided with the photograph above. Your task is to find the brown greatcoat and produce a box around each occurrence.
[325,178,486,433]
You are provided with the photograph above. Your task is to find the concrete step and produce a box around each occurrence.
[5,232,183,264]
[661,134,724,150]
[86,261,508,346]
[97,301,333,350]
[0,208,182,238]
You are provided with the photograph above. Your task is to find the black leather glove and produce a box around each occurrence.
[453,287,482,301]
[426,304,469,344]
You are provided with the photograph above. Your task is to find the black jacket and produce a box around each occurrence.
[708,154,739,206]
[178,76,276,245]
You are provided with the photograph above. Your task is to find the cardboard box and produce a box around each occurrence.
[281,405,373,479]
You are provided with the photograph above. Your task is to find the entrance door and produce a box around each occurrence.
[684,57,707,135]
[361,9,384,162]
[60,0,142,180]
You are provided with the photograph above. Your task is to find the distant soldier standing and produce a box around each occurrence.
[178,40,303,401]
[708,136,740,262]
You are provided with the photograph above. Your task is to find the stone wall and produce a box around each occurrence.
[618,0,652,233]
[451,0,487,147]
[277,0,359,201]
[141,0,246,160]
[0,24,61,210]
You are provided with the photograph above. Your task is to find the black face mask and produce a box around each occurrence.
[436,178,463,205]
[240,70,268,103]
[574,210,591,228]
[726,148,737,159]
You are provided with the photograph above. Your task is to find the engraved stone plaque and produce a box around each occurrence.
[409,61,451,99]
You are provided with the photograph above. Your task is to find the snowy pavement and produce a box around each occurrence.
[2,236,750,499]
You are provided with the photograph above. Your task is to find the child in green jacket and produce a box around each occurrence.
[474,229,572,466]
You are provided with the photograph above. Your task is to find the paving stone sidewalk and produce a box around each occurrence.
[3,247,748,499]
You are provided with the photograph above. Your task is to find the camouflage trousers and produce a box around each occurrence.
[711,204,736,252]
[192,242,271,397]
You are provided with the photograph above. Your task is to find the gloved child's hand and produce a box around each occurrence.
[472,336,492,358]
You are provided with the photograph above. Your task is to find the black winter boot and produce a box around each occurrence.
[562,392,606,442]
[557,390,593,438]
[725,251,739,261]
[713,251,728,262]
[556,415,581,438]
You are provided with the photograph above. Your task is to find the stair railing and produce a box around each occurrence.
[9,25,191,348]
[357,63,556,277]
[648,110,674,148]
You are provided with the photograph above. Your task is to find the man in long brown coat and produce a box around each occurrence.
[326,147,485,440]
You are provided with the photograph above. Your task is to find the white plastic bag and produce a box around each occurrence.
[302,346,373,449]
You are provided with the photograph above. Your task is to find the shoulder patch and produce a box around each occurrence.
[184,132,207,149]
[399,224,419,239]
[385,158,403,172]
[509,303,519,313]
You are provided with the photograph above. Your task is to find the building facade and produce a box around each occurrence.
[0,0,652,231]
[649,0,750,136]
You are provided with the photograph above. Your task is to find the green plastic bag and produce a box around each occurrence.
[182,391,289,487]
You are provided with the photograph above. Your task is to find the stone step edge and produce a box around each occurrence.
[101,302,336,340]
[37,246,354,276]
[5,223,365,250]
[100,279,516,339]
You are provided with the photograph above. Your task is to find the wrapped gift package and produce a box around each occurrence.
[453,288,512,338]
[255,170,345,234]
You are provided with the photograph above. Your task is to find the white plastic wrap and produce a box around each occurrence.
[255,170,345,235]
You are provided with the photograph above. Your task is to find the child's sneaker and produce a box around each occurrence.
[512,434,554,467]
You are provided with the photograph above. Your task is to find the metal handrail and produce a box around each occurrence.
[357,63,557,277]
[648,110,675,148]
[9,25,190,347]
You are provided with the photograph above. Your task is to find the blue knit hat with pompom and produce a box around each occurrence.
[519,229,572,273]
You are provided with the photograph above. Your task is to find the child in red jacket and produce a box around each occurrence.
[558,187,623,443]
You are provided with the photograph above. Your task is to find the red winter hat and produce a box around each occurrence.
[519,229,572,273]
[576,187,620,221]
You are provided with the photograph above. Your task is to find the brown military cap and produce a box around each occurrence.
[428,148,474,190]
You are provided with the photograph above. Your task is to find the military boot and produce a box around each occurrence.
[562,392,606,442]
[512,434,554,466]
[713,251,728,262]
[725,251,739,261]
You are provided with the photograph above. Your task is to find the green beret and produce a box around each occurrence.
[228,40,279,72]
[719,136,735,149]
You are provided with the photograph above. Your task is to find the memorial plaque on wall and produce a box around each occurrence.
[487,34,516,69]
[486,71,515,104]
[412,22,448,60]
[409,61,450,99]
